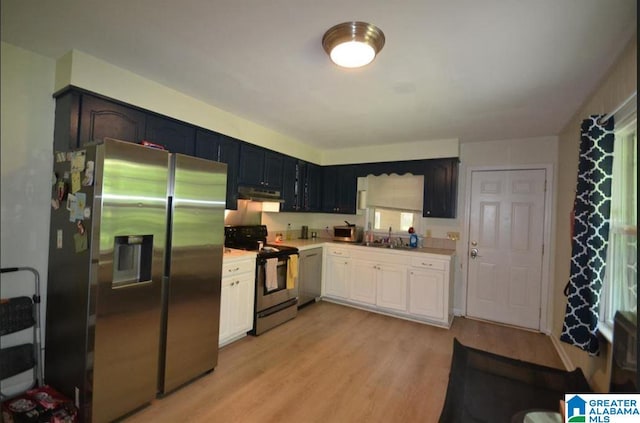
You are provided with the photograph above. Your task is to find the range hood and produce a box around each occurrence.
[237,185,284,203]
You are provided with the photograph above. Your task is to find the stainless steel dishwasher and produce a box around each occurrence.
[298,248,323,307]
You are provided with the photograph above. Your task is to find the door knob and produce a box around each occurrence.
[470,248,481,259]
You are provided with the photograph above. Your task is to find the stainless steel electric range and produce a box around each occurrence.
[224,225,299,335]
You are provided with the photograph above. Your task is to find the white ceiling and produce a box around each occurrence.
[1,0,636,149]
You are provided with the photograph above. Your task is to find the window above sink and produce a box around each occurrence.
[373,208,415,232]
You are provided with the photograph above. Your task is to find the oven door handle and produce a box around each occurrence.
[257,253,298,266]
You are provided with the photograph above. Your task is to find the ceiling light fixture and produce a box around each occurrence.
[322,21,385,68]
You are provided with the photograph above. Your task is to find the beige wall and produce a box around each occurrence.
[0,41,56,393]
[322,138,460,165]
[552,35,637,392]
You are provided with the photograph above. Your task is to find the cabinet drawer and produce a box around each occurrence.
[223,259,255,276]
[326,248,350,258]
[410,257,447,271]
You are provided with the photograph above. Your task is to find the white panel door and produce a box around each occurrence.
[408,269,445,320]
[350,259,377,304]
[230,274,254,335]
[219,279,233,344]
[325,255,350,299]
[376,264,407,311]
[466,169,546,330]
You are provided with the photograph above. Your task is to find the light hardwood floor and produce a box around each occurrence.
[124,301,563,423]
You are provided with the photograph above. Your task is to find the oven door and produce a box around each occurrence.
[256,254,299,312]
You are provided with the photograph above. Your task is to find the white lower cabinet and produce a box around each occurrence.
[219,256,256,347]
[349,259,378,305]
[350,259,406,309]
[324,248,351,299]
[322,244,455,328]
[376,263,407,311]
[408,268,445,321]
[407,256,452,325]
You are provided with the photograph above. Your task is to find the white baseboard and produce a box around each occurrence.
[550,334,575,371]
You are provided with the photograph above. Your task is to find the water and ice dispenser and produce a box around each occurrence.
[112,235,153,288]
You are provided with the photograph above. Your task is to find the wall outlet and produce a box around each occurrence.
[425,229,432,238]
[447,231,460,241]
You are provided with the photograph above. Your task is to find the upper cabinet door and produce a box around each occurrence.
[322,165,357,214]
[238,144,283,190]
[195,129,240,210]
[79,95,146,145]
[281,157,299,212]
[423,158,459,218]
[194,128,220,161]
[144,115,196,155]
[321,166,338,213]
[304,163,323,212]
[337,165,357,214]
[263,151,283,189]
[238,144,266,187]
[218,136,240,210]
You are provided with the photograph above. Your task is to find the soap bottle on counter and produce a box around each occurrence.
[285,223,292,240]
[408,226,418,248]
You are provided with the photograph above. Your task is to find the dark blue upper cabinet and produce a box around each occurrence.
[238,144,265,186]
[281,159,323,213]
[79,94,146,146]
[264,151,284,189]
[304,163,323,212]
[195,129,240,210]
[238,144,283,190]
[281,157,299,212]
[194,128,219,161]
[423,158,459,218]
[55,89,460,218]
[144,114,196,155]
[322,165,357,214]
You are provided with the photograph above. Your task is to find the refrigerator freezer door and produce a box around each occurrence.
[91,141,169,423]
[160,154,227,393]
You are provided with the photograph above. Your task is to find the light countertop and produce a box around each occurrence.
[222,248,257,262]
[271,239,456,257]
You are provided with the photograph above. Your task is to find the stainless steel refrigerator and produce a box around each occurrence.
[46,139,226,422]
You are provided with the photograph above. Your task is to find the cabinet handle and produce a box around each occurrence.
[306,253,318,258]
[228,267,240,272]
[235,280,240,285]
[344,261,348,265]
[422,263,432,267]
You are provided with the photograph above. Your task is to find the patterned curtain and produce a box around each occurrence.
[561,115,614,355]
